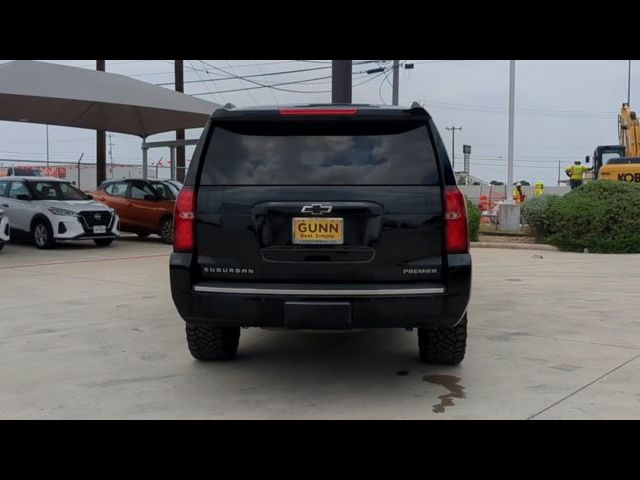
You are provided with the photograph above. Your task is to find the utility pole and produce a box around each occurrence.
[45,125,49,168]
[557,159,561,186]
[392,60,400,106]
[107,133,114,179]
[175,60,185,182]
[446,126,462,171]
[331,60,352,103]
[507,60,516,192]
[96,60,106,186]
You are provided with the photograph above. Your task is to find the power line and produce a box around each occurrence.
[187,60,219,104]
[424,99,617,118]
[155,59,392,98]
[254,60,280,106]
[225,60,259,106]
[196,60,228,104]
[161,60,306,73]
[189,67,375,96]
[296,60,381,65]
[190,73,335,96]
[154,64,334,86]
[199,60,304,69]
[472,163,557,169]
[196,60,378,91]
[353,70,388,87]
[472,153,588,161]
[200,59,288,90]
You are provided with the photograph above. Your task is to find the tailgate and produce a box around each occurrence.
[196,185,443,283]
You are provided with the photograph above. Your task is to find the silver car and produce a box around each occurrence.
[0,208,9,251]
[0,176,120,249]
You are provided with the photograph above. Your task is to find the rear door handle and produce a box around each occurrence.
[1,204,8,208]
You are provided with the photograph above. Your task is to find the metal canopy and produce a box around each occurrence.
[0,60,220,137]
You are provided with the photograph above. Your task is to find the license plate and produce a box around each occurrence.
[93,225,107,234]
[292,217,343,245]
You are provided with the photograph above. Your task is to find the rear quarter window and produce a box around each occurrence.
[105,182,128,197]
[200,122,440,185]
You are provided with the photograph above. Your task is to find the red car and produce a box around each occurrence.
[92,179,175,243]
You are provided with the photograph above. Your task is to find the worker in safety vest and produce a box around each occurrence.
[512,183,526,203]
[565,160,591,190]
[534,181,544,196]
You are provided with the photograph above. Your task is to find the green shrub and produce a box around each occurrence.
[521,194,560,239]
[465,197,480,242]
[544,181,640,253]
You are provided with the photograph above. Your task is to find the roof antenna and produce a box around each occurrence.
[223,103,236,109]
[411,101,422,108]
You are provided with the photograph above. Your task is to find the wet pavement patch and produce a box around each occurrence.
[423,374,466,414]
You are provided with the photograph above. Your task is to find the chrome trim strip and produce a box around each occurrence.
[192,285,445,296]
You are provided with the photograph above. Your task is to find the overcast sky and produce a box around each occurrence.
[0,59,633,185]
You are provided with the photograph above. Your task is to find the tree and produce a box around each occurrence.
[490,180,504,186]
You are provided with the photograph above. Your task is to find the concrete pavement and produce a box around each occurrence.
[1,237,639,419]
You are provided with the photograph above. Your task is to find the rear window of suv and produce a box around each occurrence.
[200,122,440,185]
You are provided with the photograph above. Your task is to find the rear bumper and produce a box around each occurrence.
[170,253,471,329]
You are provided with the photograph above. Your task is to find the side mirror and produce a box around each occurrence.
[85,193,93,200]
[16,194,30,201]
[585,155,590,164]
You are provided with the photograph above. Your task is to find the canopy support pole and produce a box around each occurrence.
[142,142,148,180]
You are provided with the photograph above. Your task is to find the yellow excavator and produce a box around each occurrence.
[586,103,640,182]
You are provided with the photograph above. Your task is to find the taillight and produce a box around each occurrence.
[278,108,358,116]
[445,186,469,254]
[173,186,195,253]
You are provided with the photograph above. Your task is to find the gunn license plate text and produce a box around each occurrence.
[292,218,343,245]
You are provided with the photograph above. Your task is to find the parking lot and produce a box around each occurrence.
[1,237,639,419]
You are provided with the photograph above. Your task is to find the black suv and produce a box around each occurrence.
[170,104,472,364]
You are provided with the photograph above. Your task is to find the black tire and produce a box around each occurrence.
[160,217,173,244]
[93,238,114,247]
[32,219,55,249]
[137,233,150,238]
[418,314,468,365]
[185,324,240,361]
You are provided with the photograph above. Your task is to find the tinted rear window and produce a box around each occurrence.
[200,122,440,185]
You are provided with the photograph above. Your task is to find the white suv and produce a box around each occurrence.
[0,177,120,249]
[0,208,9,251]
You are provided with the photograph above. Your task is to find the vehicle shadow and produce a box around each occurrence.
[116,234,166,244]
[8,234,166,250]
[180,328,460,401]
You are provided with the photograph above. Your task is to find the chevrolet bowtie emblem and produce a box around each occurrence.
[301,204,332,215]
